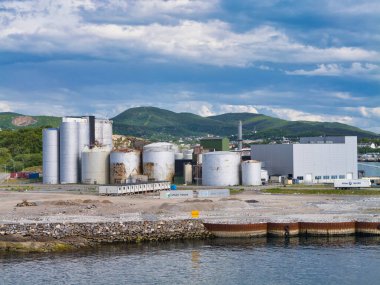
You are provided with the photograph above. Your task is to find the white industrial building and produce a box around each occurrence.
[251,136,358,183]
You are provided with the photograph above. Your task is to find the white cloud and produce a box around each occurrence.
[256,106,354,124]
[218,105,258,114]
[0,101,12,112]
[0,1,378,66]
[286,62,380,79]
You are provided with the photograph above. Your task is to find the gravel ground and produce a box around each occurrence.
[1,185,380,224]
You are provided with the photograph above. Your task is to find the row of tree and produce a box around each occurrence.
[0,127,45,172]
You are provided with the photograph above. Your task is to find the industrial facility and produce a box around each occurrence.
[251,136,358,183]
[43,117,361,190]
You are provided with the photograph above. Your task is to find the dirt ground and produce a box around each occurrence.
[1,186,379,224]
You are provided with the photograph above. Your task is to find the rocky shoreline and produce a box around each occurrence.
[0,220,212,253]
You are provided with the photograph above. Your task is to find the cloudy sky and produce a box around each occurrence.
[0,0,379,132]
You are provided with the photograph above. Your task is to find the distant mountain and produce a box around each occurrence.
[1,107,376,139]
[112,107,378,139]
[0,112,60,129]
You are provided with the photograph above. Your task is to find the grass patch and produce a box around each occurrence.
[229,188,244,195]
[262,188,380,195]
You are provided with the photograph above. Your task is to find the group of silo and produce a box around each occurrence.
[42,116,113,184]
[201,151,262,187]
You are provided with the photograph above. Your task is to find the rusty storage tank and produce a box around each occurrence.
[42,128,59,184]
[143,142,176,181]
[202,151,240,186]
[242,160,262,186]
[81,146,110,184]
[110,150,141,184]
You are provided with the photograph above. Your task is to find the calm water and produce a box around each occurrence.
[1,237,379,285]
[358,161,380,177]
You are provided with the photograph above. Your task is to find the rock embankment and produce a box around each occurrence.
[0,220,211,252]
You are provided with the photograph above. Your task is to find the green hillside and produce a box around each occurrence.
[0,112,60,129]
[112,107,377,139]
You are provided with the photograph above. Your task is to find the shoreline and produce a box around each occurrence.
[1,219,380,253]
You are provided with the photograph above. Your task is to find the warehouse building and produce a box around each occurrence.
[251,136,358,183]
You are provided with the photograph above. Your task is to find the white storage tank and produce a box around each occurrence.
[184,163,192,185]
[183,149,193,160]
[202,152,240,186]
[242,160,262,186]
[42,128,59,184]
[110,150,141,184]
[95,119,113,148]
[143,142,175,181]
[175,153,184,160]
[81,146,110,184]
[60,121,79,184]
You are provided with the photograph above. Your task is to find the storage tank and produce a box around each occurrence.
[202,152,240,186]
[242,160,262,186]
[183,149,193,160]
[60,121,79,184]
[143,142,175,181]
[81,146,110,184]
[95,119,113,148]
[175,153,184,160]
[110,150,141,184]
[77,119,89,157]
[184,163,192,185]
[42,128,59,184]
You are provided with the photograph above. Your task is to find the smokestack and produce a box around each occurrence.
[89,116,95,149]
[238,120,243,150]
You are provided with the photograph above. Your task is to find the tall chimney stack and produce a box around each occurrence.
[238,120,243,150]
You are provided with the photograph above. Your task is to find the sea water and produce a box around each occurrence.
[1,237,379,285]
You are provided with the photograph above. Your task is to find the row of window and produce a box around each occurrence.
[296,175,346,180]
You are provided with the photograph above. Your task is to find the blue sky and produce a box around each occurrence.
[0,0,379,132]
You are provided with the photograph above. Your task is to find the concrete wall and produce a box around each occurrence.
[251,144,293,176]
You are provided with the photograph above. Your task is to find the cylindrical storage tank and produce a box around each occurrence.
[77,120,89,157]
[202,152,240,186]
[184,163,192,185]
[110,150,141,184]
[42,128,59,184]
[183,149,193,160]
[81,147,110,184]
[143,143,175,181]
[95,119,113,148]
[102,120,113,148]
[175,153,184,160]
[242,160,262,186]
[60,122,79,184]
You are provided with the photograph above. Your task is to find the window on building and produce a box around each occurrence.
[315,176,321,180]
[297,176,304,180]
[331,175,338,179]
[339,175,345,179]
[323,176,329,179]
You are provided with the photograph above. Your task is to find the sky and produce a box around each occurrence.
[0,0,379,133]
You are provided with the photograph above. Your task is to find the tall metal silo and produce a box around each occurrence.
[60,121,79,184]
[95,119,113,148]
[77,118,90,180]
[241,160,262,186]
[143,142,176,181]
[81,146,110,184]
[110,150,141,184]
[202,152,241,186]
[42,128,59,184]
